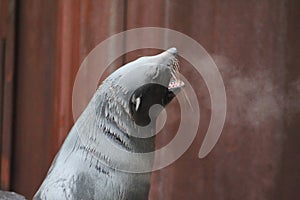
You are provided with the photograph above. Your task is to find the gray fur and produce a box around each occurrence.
[33,48,180,200]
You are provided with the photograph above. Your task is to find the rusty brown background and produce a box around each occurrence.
[0,0,299,199]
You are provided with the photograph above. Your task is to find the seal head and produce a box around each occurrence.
[102,47,184,128]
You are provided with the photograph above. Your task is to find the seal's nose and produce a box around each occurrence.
[166,47,177,56]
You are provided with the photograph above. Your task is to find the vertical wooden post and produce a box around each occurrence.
[0,0,16,191]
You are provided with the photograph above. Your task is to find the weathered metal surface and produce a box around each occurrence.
[0,0,16,191]
[4,0,300,199]
[127,0,300,200]
[11,0,57,198]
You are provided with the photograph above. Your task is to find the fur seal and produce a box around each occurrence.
[33,48,184,200]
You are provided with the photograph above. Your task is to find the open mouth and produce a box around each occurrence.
[168,77,185,90]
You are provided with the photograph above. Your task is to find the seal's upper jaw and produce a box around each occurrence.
[113,47,184,92]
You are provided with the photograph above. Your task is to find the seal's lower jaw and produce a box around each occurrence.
[167,58,185,95]
[165,75,184,106]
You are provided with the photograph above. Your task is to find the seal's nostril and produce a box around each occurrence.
[166,47,177,56]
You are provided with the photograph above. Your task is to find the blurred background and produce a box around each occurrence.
[0,0,299,199]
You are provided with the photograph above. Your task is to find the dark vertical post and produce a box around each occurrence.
[11,0,57,198]
[0,0,16,191]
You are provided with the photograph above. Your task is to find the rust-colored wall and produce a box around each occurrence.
[11,0,57,197]
[0,0,299,199]
[0,0,16,190]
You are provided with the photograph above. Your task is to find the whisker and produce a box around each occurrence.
[181,87,193,111]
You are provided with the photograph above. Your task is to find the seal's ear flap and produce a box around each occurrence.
[131,94,142,111]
